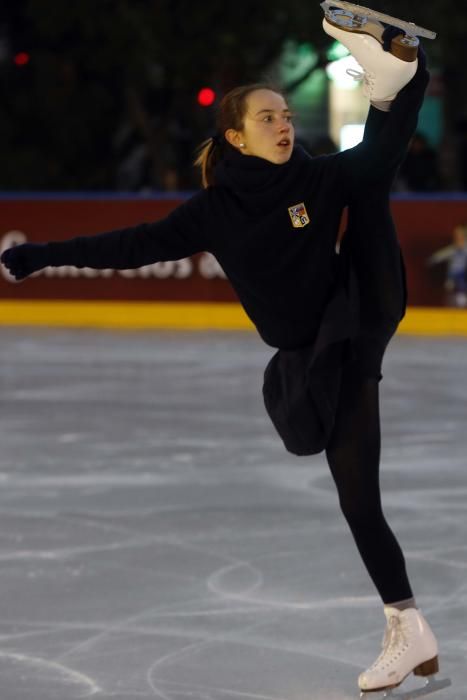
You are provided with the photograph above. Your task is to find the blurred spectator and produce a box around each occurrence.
[396,132,442,192]
[427,224,467,307]
[113,122,150,191]
[161,168,180,192]
[446,224,467,307]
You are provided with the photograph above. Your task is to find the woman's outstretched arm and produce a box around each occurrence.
[1,190,209,281]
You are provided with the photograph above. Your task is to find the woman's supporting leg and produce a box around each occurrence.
[325,369,413,604]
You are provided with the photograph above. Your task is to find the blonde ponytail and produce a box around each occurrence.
[194,137,221,189]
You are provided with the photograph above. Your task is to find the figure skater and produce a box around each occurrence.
[1,21,441,696]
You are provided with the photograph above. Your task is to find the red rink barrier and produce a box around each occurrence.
[1,194,466,307]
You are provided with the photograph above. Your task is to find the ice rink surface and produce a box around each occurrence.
[1,328,466,700]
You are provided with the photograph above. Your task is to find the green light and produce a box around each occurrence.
[327,41,349,62]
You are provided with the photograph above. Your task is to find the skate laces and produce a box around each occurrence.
[370,615,410,670]
[346,67,375,95]
[383,615,405,651]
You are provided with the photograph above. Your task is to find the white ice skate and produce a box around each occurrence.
[320,2,437,51]
[321,2,437,101]
[358,607,451,698]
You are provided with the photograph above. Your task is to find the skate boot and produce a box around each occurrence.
[358,607,439,694]
[322,15,418,101]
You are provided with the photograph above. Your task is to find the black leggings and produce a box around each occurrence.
[325,184,413,604]
[325,370,413,604]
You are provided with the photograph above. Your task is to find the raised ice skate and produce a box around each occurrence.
[321,4,431,101]
[321,1,437,57]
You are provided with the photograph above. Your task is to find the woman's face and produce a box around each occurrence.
[226,89,295,164]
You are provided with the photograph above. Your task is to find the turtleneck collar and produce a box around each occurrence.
[214,142,311,207]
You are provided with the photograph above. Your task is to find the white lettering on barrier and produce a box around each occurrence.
[0,233,226,282]
[198,252,227,279]
[43,265,115,279]
[173,258,193,279]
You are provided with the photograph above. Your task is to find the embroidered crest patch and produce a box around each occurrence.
[288,202,310,228]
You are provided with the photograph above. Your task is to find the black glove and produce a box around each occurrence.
[0,243,50,281]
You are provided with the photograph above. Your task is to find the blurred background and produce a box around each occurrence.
[0,1,466,317]
[1,0,466,193]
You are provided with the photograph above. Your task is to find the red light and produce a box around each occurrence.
[197,88,216,107]
[14,52,30,67]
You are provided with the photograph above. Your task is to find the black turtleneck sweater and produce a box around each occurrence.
[44,63,428,349]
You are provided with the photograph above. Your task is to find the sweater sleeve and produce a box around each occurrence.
[46,190,209,270]
[332,52,430,194]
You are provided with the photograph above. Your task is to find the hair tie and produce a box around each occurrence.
[211,132,224,148]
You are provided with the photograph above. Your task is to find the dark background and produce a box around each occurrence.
[1,0,466,192]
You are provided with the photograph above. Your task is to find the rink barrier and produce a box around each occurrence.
[0,301,466,335]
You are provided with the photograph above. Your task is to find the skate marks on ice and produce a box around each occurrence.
[360,676,452,699]
[148,682,357,700]
[1,330,467,699]
[0,651,101,699]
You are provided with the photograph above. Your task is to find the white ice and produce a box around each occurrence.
[0,329,465,699]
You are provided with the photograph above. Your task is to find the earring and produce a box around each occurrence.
[239,143,245,148]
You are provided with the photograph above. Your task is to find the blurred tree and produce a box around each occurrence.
[0,0,465,190]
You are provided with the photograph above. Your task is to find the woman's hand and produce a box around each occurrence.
[0,243,50,281]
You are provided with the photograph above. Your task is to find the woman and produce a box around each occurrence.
[1,28,438,695]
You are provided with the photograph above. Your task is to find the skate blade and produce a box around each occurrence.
[360,676,452,699]
[320,1,437,40]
